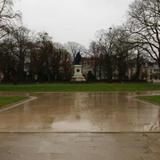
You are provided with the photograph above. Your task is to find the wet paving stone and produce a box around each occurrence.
[0,133,160,160]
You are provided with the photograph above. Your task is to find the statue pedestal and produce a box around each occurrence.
[71,65,86,82]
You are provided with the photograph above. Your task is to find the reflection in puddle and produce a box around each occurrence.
[0,92,160,132]
[52,120,99,132]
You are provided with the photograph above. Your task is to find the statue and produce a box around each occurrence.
[71,51,86,82]
[74,52,81,65]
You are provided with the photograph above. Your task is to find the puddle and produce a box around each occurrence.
[0,92,160,132]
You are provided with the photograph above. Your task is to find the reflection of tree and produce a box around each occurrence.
[73,92,160,132]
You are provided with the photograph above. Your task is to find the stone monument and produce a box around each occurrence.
[71,52,86,82]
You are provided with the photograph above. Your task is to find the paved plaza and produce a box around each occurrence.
[0,92,160,159]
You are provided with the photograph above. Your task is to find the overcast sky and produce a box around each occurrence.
[15,0,134,48]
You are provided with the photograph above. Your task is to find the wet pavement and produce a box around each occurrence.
[0,92,160,132]
[0,133,160,160]
[0,92,160,160]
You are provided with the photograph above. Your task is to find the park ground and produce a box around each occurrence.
[0,96,27,109]
[0,83,160,92]
[0,83,160,160]
[138,95,160,105]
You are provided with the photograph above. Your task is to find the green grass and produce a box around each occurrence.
[0,96,27,109]
[138,95,160,105]
[0,83,160,92]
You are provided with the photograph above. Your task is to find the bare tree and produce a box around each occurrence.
[111,26,135,80]
[6,26,31,82]
[29,32,72,82]
[94,29,117,80]
[128,0,160,74]
[90,26,136,81]
[89,41,100,78]
[0,0,20,39]
[65,41,87,60]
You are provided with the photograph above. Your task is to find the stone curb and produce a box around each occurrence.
[0,96,37,113]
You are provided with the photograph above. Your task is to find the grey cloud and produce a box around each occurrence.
[15,0,134,47]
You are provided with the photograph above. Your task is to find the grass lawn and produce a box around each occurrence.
[138,95,160,105]
[0,83,160,92]
[0,96,27,109]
